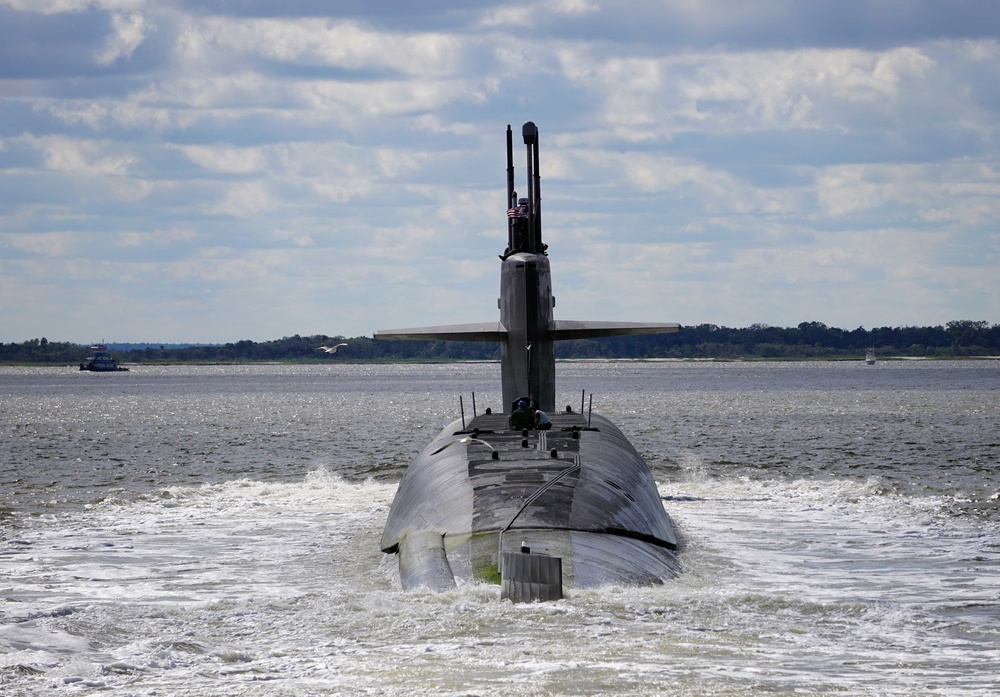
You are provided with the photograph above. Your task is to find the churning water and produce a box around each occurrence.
[1,360,998,695]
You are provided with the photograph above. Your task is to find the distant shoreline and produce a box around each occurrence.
[5,323,998,364]
[5,355,1000,368]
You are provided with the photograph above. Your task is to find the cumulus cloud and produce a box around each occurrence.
[1,231,74,257]
[555,44,940,142]
[177,17,464,76]
[96,11,152,64]
[25,134,136,176]
[2,0,138,13]
[1,0,998,342]
[480,0,598,29]
[176,144,269,174]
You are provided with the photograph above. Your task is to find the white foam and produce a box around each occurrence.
[3,465,999,694]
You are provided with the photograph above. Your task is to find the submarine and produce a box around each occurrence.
[375,122,682,600]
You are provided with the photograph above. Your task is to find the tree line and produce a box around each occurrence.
[2,320,998,365]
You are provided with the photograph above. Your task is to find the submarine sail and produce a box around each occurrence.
[375,122,682,594]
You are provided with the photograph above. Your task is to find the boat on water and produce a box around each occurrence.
[865,347,876,365]
[79,343,129,372]
[375,123,682,601]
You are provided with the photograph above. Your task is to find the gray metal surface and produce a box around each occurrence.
[376,122,682,591]
[380,410,681,589]
[502,550,563,602]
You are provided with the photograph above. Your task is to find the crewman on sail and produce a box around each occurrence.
[508,197,530,252]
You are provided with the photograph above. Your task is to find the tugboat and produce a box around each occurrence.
[375,123,682,601]
[80,343,129,372]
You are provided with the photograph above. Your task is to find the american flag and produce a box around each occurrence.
[508,207,528,218]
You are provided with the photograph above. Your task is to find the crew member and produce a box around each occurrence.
[510,399,534,429]
[534,409,552,430]
[508,197,530,252]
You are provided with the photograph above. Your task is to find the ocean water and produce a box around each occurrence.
[1,360,998,696]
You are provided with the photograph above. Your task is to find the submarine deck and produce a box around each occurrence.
[453,410,677,549]
[460,410,589,454]
[459,411,588,535]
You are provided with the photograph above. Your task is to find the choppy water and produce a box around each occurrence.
[1,360,998,695]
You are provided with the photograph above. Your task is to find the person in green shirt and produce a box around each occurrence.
[509,399,535,430]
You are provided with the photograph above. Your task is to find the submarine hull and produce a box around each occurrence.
[376,122,682,594]
[381,410,680,590]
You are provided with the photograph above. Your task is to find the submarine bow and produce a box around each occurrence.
[375,122,682,593]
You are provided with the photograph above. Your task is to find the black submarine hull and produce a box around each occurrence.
[376,122,682,595]
[380,410,680,590]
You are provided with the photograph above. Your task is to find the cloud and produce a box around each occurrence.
[176,16,465,76]
[480,0,598,29]
[2,0,138,13]
[176,143,269,174]
[96,11,152,64]
[555,44,940,143]
[1,231,74,257]
[1,1,998,342]
[28,135,135,176]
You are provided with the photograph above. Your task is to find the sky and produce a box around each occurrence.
[1,0,999,344]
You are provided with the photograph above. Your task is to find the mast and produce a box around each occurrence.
[374,121,679,414]
[506,125,515,253]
